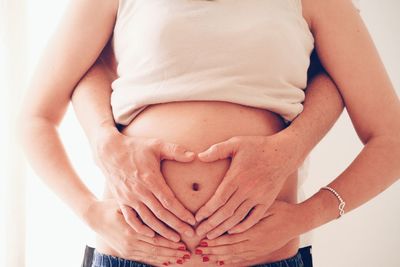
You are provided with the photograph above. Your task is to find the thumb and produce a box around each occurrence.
[159,142,196,162]
[198,138,239,163]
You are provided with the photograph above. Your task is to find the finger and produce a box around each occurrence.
[124,251,185,266]
[138,235,186,250]
[136,240,191,258]
[197,137,239,163]
[206,199,254,239]
[195,176,238,222]
[120,204,155,238]
[141,191,195,237]
[228,204,268,234]
[136,203,181,242]
[150,177,197,226]
[199,233,248,247]
[159,141,196,162]
[196,191,244,237]
[195,242,248,256]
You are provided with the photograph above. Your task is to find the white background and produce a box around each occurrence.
[0,0,399,267]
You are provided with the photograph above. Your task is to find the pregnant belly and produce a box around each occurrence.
[98,101,299,266]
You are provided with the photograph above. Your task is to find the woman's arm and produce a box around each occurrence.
[300,0,400,233]
[18,0,117,221]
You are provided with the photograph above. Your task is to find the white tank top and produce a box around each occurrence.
[110,0,314,126]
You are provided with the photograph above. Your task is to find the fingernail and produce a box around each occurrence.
[176,259,183,264]
[218,260,225,265]
[162,263,168,266]
[200,241,208,247]
[172,235,181,242]
[202,256,209,262]
[183,254,191,259]
[206,233,216,240]
[185,151,195,157]
[195,214,204,222]
[178,245,186,251]
[195,249,203,255]
[188,218,196,225]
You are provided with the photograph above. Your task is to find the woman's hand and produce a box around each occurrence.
[195,134,303,238]
[84,199,193,266]
[93,126,197,242]
[194,201,304,266]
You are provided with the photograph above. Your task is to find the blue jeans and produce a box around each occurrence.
[83,246,311,267]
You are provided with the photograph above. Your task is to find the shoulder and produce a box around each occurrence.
[301,0,360,31]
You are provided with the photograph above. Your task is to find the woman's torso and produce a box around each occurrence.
[95,0,314,265]
[97,101,300,267]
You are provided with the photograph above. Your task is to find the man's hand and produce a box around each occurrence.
[84,199,192,266]
[194,134,303,239]
[93,126,197,242]
[193,201,304,266]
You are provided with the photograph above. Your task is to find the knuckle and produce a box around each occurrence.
[221,207,234,218]
[168,143,179,154]
[154,208,168,219]
[160,197,173,209]
[135,203,147,215]
[148,138,163,149]
[207,220,218,229]
[229,136,241,145]
[151,237,160,246]
[136,225,148,235]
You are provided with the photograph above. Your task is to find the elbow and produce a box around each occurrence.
[15,109,54,154]
[15,109,36,154]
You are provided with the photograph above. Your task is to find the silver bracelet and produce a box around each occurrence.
[321,186,346,218]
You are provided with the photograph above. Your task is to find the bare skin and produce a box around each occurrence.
[18,0,400,266]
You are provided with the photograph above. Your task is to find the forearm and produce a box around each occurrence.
[19,118,97,222]
[71,56,118,149]
[278,70,345,166]
[299,135,400,233]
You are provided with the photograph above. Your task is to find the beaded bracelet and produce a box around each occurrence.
[321,186,346,218]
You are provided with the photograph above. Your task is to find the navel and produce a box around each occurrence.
[192,182,200,191]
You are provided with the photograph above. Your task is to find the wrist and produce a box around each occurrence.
[81,197,101,230]
[272,128,309,168]
[92,122,121,154]
[297,189,340,234]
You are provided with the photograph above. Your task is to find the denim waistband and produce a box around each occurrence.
[91,249,304,267]
[92,250,149,267]
[253,250,304,267]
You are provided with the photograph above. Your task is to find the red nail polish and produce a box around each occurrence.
[195,249,203,255]
[200,241,208,247]
[219,261,225,265]
[162,263,168,266]
[183,254,191,259]
[178,246,186,251]
[203,256,209,262]
[176,259,183,264]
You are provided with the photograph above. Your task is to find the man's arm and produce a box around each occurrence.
[280,49,345,165]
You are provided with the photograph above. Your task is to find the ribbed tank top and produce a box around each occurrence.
[110,0,315,126]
